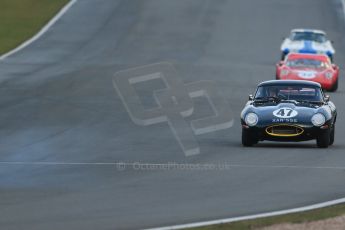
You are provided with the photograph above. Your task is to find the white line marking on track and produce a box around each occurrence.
[146,197,345,230]
[0,0,78,61]
[0,161,344,170]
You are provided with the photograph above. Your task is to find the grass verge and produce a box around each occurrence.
[0,0,69,55]
[192,203,345,230]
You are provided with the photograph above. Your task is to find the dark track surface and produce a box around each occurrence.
[1,0,345,229]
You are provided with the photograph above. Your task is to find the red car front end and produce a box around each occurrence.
[276,53,339,91]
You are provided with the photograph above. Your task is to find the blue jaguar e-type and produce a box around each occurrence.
[241,80,336,148]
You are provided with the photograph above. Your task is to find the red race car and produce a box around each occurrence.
[276,53,339,92]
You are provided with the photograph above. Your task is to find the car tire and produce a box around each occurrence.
[316,129,330,148]
[242,128,258,147]
[329,125,335,146]
[329,78,338,92]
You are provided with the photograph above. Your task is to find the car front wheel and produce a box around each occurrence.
[242,128,258,147]
[316,129,330,148]
[329,125,335,146]
[329,78,338,92]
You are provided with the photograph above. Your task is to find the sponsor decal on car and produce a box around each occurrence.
[272,118,298,123]
[273,108,298,118]
[297,71,316,79]
[272,108,298,123]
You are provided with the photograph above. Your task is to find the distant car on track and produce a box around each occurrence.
[241,80,336,148]
[280,29,335,61]
[276,53,339,92]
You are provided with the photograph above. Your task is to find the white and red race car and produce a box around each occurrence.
[280,29,335,61]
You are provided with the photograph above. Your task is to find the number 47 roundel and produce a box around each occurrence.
[273,108,298,118]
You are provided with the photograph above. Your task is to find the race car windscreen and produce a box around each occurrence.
[255,84,324,102]
[286,59,330,69]
[290,32,326,43]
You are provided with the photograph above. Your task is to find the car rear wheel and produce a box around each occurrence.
[329,125,335,146]
[316,129,330,148]
[242,128,258,147]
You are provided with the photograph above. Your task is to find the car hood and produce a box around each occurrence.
[281,39,334,54]
[249,103,321,127]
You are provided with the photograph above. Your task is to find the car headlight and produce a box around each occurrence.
[280,69,289,76]
[245,113,258,126]
[311,113,326,127]
[325,72,333,79]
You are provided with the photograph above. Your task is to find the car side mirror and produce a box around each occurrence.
[324,95,330,102]
[249,94,254,100]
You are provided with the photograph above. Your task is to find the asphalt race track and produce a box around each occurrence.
[1,0,345,229]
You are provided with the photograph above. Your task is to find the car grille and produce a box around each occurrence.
[265,125,304,137]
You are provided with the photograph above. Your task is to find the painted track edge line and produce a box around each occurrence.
[146,198,345,230]
[0,0,78,61]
